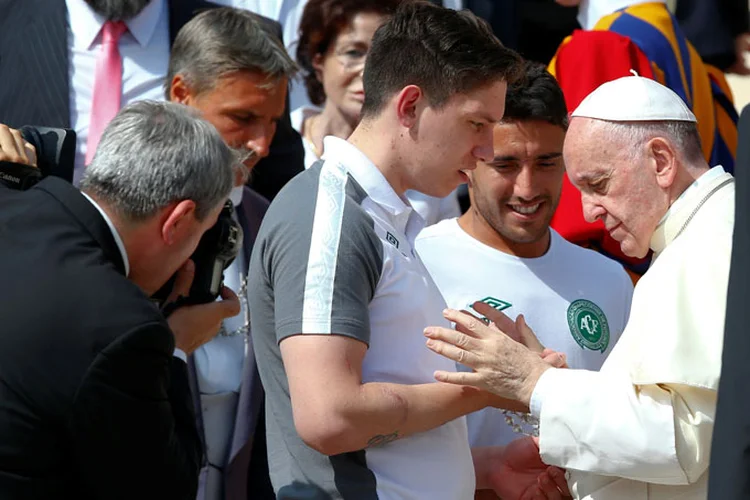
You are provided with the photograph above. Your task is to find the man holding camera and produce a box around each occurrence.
[0,101,241,499]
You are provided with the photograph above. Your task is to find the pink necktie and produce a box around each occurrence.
[85,20,127,166]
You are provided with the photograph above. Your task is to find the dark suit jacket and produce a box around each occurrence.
[707,104,750,499]
[0,0,304,199]
[0,178,202,499]
[676,0,750,71]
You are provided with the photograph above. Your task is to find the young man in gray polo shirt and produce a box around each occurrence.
[248,3,568,499]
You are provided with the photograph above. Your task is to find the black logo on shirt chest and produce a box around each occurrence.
[386,231,400,249]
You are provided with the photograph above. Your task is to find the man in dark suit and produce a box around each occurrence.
[165,8,294,499]
[707,104,750,499]
[0,100,241,499]
[0,0,303,199]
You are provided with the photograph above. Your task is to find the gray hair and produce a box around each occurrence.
[593,119,705,165]
[80,100,237,222]
[165,7,298,98]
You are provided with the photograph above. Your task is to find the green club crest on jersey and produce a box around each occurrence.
[567,299,610,353]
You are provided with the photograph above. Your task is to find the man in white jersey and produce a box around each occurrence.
[416,63,633,497]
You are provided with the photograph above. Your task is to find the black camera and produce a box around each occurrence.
[155,199,244,308]
[0,126,76,189]
[181,200,244,305]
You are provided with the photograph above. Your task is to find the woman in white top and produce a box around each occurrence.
[292,0,461,225]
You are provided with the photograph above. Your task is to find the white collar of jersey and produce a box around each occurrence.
[577,0,667,30]
[67,0,166,49]
[322,136,414,218]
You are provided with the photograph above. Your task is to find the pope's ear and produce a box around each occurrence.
[160,200,197,245]
[648,137,678,189]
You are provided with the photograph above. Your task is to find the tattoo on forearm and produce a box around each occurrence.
[366,431,400,448]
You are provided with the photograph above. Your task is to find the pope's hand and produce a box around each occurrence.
[472,302,568,369]
[424,306,551,406]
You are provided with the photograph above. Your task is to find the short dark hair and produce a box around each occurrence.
[360,2,523,118]
[296,0,404,106]
[503,62,569,130]
[165,7,298,99]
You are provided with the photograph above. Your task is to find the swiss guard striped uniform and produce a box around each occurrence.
[548,1,738,277]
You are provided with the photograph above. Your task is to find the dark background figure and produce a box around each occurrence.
[707,103,750,500]
[429,0,579,64]
[515,0,580,65]
[675,0,750,74]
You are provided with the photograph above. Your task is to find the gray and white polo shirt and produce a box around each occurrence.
[248,137,474,499]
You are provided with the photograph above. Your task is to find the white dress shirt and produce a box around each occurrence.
[577,0,667,29]
[193,198,248,395]
[66,0,170,185]
[442,0,464,9]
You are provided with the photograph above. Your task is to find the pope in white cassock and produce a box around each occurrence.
[423,75,735,500]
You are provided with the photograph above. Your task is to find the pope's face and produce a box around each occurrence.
[564,118,664,258]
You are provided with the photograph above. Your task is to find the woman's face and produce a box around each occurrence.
[313,12,387,123]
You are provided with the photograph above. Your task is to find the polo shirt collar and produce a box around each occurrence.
[323,137,421,236]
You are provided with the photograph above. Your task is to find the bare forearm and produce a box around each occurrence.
[316,382,524,454]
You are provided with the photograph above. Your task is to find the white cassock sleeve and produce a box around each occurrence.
[530,367,715,485]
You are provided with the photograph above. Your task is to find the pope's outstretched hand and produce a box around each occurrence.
[424,302,558,407]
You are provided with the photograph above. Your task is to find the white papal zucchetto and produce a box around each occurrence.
[571,74,698,123]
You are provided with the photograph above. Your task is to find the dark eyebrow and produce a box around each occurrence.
[231,110,258,118]
[489,152,563,163]
[470,112,502,125]
[489,155,520,163]
[537,153,563,160]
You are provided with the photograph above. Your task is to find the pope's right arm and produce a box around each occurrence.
[532,368,715,485]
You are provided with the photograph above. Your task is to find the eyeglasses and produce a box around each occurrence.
[333,47,368,71]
